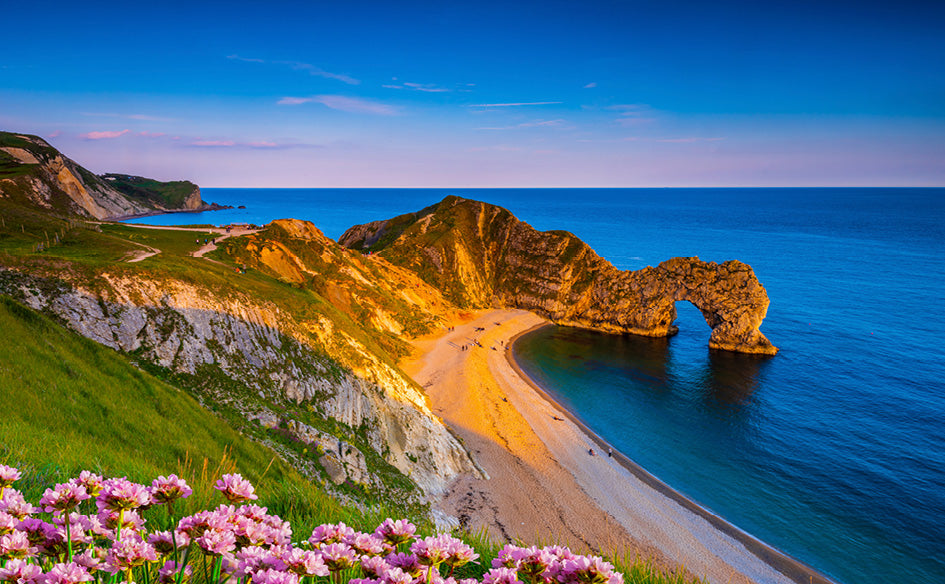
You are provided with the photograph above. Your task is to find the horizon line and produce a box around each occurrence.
[200,184,945,189]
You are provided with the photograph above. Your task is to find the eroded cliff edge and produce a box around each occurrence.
[340,196,777,355]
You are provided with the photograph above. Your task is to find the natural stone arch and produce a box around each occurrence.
[548,256,778,355]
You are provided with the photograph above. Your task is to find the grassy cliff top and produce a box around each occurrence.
[102,173,201,209]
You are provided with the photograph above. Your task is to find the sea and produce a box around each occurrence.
[128,187,945,584]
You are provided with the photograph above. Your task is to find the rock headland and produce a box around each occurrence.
[340,196,777,355]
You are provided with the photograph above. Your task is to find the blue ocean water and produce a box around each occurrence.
[129,188,945,584]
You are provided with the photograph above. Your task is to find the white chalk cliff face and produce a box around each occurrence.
[2,270,476,499]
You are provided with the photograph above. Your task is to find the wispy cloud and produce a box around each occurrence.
[226,54,265,63]
[277,97,316,105]
[608,104,657,126]
[192,140,236,147]
[385,81,450,93]
[277,95,399,115]
[583,82,597,89]
[47,130,62,138]
[81,129,130,140]
[468,101,562,107]
[227,54,359,85]
[477,119,568,130]
[138,131,166,138]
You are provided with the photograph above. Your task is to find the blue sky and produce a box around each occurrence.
[2,0,943,186]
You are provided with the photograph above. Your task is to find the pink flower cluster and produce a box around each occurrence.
[0,467,624,584]
[489,545,623,584]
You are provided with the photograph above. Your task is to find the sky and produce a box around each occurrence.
[2,0,944,187]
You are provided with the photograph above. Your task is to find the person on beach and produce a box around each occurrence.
[588,449,595,456]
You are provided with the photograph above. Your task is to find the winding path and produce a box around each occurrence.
[118,223,259,263]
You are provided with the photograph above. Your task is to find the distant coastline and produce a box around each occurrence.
[506,323,837,584]
[108,202,234,222]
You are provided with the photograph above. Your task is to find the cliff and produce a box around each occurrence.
[340,196,777,355]
[0,131,202,219]
[102,173,203,210]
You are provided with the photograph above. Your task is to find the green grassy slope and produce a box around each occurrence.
[102,173,200,209]
[0,294,386,530]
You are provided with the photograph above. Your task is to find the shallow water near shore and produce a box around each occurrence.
[129,187,945,584]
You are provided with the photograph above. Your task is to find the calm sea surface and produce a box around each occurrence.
[129,188,945,584]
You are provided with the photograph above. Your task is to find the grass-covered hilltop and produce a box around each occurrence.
[0,133,716,584]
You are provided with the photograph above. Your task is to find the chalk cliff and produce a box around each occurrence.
[0,267,475,500]
[340,196,777,355]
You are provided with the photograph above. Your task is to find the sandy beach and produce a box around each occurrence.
[402,309,832,584]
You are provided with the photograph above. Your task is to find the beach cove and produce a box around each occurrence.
[401,309,827,584]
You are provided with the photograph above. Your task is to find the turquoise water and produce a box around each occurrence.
[129,188,945,584]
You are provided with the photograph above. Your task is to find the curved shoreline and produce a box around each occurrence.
[505,322,837,584]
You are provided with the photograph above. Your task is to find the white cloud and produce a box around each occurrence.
[583,82,597,88]
[469,101,562,107]
[477,119,568,130]
[191,140,236,147]
[81,129,130,140]
[278,95,399,115]
[227,54,359,84]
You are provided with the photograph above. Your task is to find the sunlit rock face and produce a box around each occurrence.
[341,196,777,355]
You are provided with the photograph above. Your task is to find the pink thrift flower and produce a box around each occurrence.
[561,556,617,584]
[41,483,90,515]
[283,548,329,577]
[320,542,358,572]
[382,567,414,584]
[493,545,525,569]
[44,562,93,584]
[96,507,144,534]
[347,532,386,557]
[213,474,258,504]
[73,549,105,574]
[52,513,93,546]
[0,489,36,519]
[0,511,17,535]
[444,538,479,569]
[308,521,355,547]
[513,546,554,578]
[106,533,158,572]
[96,478,151,512]
[374,519,416,547]
[150,475,192,506]
[251,568,299,584]
[411,534,454,567]
[195,528,237,556]
[360,555,390,579]
[483,567,522,584]
[73,472,104,498]
[385,552,421,577]
[0,558,43,584]
[0,466,20,488]
[0,530,36,560]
